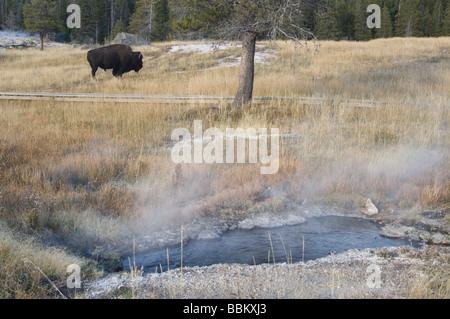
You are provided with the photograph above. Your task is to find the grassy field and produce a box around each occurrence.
[0,37,449,298]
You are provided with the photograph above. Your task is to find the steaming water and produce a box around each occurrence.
[124,216,420,273]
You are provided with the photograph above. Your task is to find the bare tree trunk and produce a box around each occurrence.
[40,33,44,51]
[95,22,99,45]
[148,1,153,40]
[230,31,257,108]
[110,0,115,36]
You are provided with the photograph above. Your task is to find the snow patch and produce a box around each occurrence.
[169,42,235,54]
[0,30,71,49]
[168,42,277,66]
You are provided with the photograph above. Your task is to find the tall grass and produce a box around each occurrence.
[1,38,448,101]
[0,221,92,298]
[1,97,446,240]
[0,37,448,298]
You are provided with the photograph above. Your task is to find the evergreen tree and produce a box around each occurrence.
[128,0,153,41]
[378,3,394,37]
[314,1,341,40]
[442,1,450,35]
[1,0,25,30]
[2,9,19,30]
[395,0,424,36]
[92,0,111,44]
[111,18,126,39]
[53,0,72,42]
[296,0,321,36]
[70,0,95,43]
[353,0,365,40]
[153,0,170,41]
[353,0,372,40]
[2,0,448,43]
[69,0,110,44]
[23,0,61,50]
[336,0,355,39]
[117,0,132,27]
[128,0,170,41]
[429,0,444,36]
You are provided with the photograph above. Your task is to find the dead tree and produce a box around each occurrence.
[181,0,317,108]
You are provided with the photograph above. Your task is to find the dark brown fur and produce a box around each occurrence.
[87,44,143,78]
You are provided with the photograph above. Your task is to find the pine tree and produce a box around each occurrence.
[2,9,19,30]
[378,3,394,37]
[153,0,170,41]
[353,0,372,40]
[176,0,230,38]
[442,1,450,35]
[128,0,153,41]
[70,0,95,43]
[295,0,320,35]
[429,0,444,36]
[314,1,341,40]
[395,0,423,37]
[69,0,110,44]
[1,0,25,30]
[92,0,111,44]
[23,0,61,50]
[336,0,355,39]
[111,19,126,39]
[4,0,447,43]
[117,0,132,27]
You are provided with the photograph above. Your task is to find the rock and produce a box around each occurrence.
[413,230,450,245]
[92,248,124,272]
[379,225,447,243]
[407,234,421,242]
[364,198,378,216]
[197,230,220,240]
[111,32,150,46]
[380,225,415,239]
[285,214,307,226]
[238,216,272,230]
[238,213,306,230]
[430,232,450,245]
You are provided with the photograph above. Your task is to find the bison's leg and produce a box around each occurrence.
[113,68,124,78]
[88,60,98,77]
[91,66,98,78]
[87,57,98,78]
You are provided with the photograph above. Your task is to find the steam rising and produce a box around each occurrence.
[298,145,446,202]
[125,143,447,235]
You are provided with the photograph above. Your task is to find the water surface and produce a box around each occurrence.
[124,216,420,273]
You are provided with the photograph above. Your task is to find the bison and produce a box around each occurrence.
[87,44,143,78]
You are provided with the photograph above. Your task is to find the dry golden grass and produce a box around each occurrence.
[0,221,93,298]
[404,246,450,299]
[0,37,449,298]
[1,38,449,101]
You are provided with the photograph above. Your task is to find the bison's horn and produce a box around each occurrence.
[138,53,143,60]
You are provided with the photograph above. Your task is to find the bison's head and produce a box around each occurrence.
[133,52,143,73]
